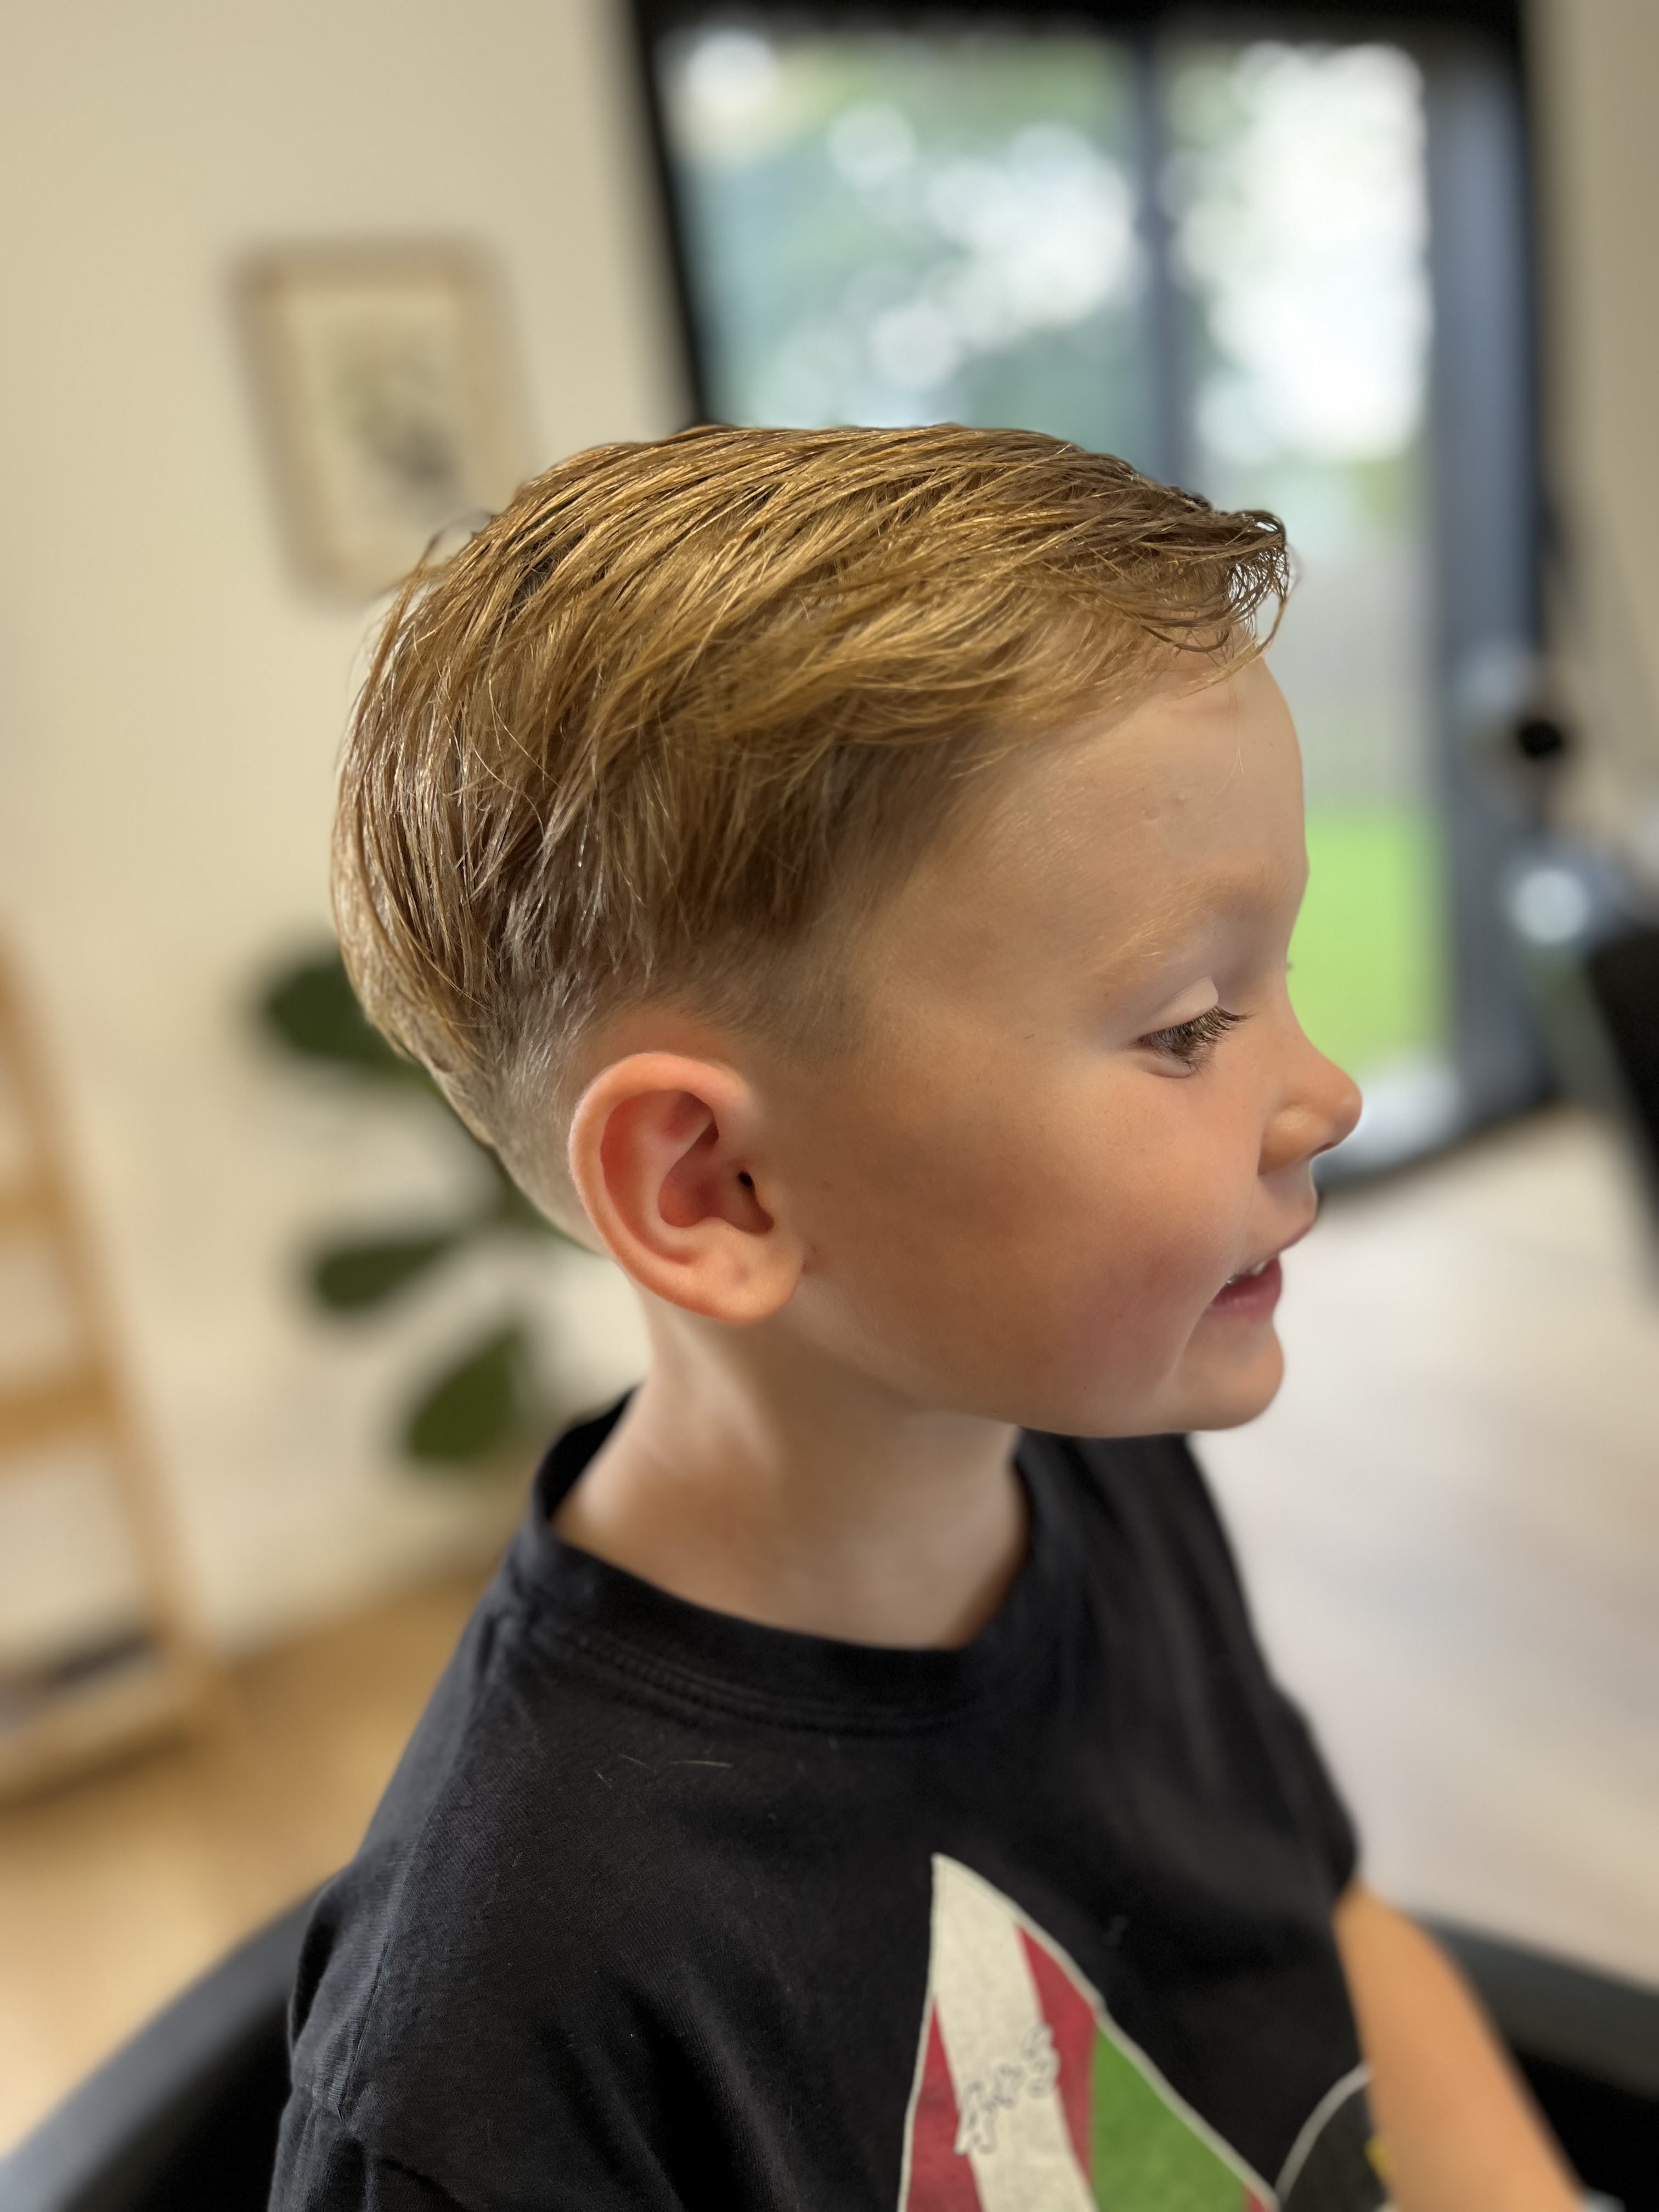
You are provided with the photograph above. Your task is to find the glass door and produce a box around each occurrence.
[641,4,1540,1171]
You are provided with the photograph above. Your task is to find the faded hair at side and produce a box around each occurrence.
[334,423,1288,1220]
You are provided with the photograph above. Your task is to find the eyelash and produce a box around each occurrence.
[1139,1005,1248,1068]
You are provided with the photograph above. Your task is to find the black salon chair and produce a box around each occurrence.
[0,1894,312,2212]
[1423,1920,1659,2210]
[2,1901,1655,2211]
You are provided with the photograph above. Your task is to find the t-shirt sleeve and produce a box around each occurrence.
[272,2089,472,2212]
[1120,1432,1363,1899]
[1260,1676,1361,1895]
[270,2070,692,2212]
[1188,1437,1361,1895]
[270,1846,699,2212]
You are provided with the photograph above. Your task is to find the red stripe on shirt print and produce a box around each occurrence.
[902,1927,1098,2207]
[1018,1928,1098,2177]
[904,2006,985,2211]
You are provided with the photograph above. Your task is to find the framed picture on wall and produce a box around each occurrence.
[236,240,529,599]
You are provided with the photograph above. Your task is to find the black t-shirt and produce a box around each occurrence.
[272,1403,1387,2212]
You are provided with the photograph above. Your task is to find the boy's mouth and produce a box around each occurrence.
[1213,1213,1317,1301]
[1223,1258,1273,1285]
[1206,1256,1283,1317]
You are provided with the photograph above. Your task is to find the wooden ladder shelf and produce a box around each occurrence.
[0,951,214,1801]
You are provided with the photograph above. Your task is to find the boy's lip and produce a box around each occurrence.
[1207,1255,1283,1317]
[1221,1214,1317,1288]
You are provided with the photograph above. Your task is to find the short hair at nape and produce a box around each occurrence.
[334,423,1288,1220]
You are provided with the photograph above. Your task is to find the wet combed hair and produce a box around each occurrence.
[335,422,1289,1217]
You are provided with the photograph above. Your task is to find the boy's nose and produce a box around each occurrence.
[1262,1043,1363,1176]
[1316,1053,1365,1156]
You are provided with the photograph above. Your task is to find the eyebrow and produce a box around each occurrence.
[1086,859,1303,981]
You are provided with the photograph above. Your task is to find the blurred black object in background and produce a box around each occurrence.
[1497,710,1659,1232]
[1585,926,1659,1222]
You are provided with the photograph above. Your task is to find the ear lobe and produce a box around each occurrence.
[568,1053,800,1324]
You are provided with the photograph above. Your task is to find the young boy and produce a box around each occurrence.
[274,426,1579,2211]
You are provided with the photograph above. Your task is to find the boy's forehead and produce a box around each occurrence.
[834,659,1306,1045]
[1024,661,1289,818]
[912,663,1301,924]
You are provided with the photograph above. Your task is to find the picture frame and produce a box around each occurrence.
[236,240,529,600]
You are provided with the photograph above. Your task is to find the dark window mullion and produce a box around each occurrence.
[1422,30,1548,1124]
[1130,29,1189,489]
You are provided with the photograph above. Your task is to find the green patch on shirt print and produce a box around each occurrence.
[1090,2029,1257,2208]
[899,1857,1386,2212]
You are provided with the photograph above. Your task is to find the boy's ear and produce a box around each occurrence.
[567,1053,804,1323]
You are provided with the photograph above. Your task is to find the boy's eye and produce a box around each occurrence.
[1138,1005,1247,1069]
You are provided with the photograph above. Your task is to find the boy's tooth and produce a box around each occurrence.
[1224,1259,1272,1286]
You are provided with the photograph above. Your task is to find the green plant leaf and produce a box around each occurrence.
[401,1324,529,1466]
[308,1230,467,1311]
[259,952,430,1085]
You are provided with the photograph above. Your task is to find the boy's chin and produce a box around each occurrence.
[1019,1330,1284,1440]
[1165,1332,1286,1435]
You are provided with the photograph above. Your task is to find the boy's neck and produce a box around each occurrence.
[551,1304,1027,1649]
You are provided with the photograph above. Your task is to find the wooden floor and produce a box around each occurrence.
[1,1105,1655,2155]
[0,1565,490,2153]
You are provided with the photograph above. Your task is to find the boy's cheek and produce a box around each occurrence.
[789,1082,1255,1412]
[800,1219,1277,1436]
[1057,1271,1289,1436]
[1056,1271,1224,1411]
[947,1236,1234,1430]
[1025,1203,1273,1419]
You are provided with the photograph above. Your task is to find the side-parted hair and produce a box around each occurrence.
[335,423,1288,1216]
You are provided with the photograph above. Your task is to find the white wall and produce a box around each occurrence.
[0,0,674,1650]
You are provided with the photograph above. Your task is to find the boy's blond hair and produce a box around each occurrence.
[335,424,1287,1218]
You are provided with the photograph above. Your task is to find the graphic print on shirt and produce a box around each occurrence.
[896,1857,1390,2212]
